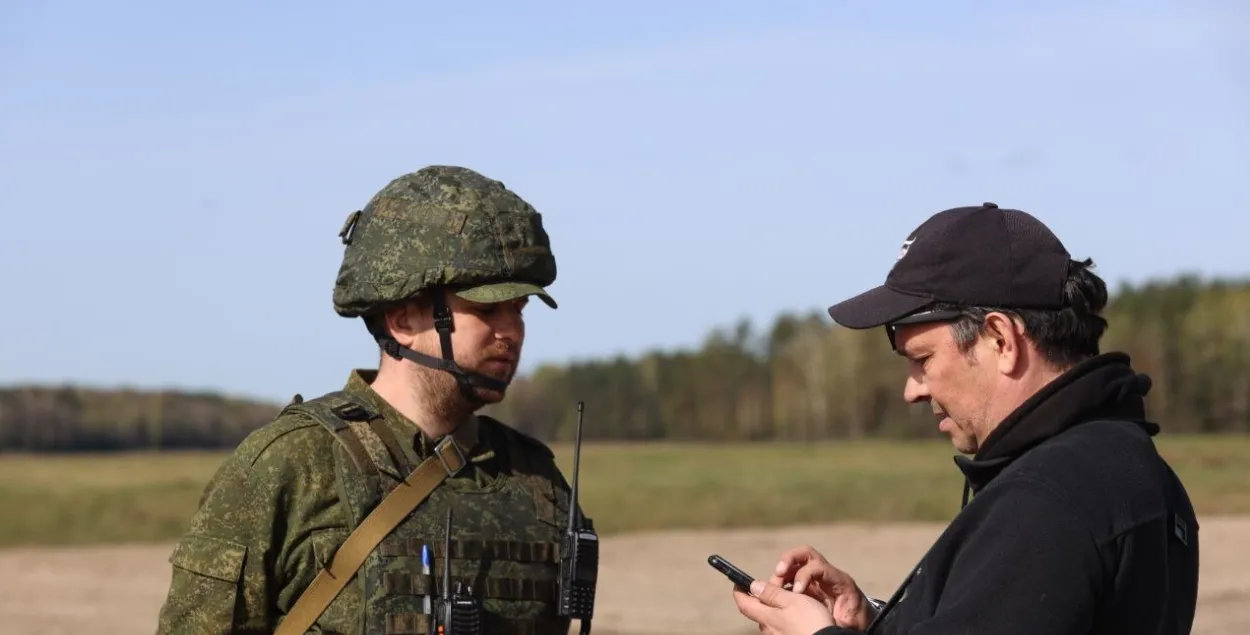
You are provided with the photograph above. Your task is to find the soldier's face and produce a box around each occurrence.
[393,293,526,403]
[385,293,529,405]
[445,293,528,385]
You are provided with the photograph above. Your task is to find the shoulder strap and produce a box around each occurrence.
[284,390,417,495]
[273,435,470,635]
[282,390,381,473]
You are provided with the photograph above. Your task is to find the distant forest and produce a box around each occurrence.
[4,275,1249,452]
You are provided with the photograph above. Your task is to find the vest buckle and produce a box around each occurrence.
[331,401,372,421]
[434,436,467,476]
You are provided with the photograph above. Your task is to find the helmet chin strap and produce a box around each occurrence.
[377,292,511,403]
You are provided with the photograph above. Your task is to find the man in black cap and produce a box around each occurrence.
[731,203,1201,635]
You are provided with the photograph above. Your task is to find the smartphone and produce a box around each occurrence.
[707,554,755,590]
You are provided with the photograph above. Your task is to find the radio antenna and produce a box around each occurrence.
[566,401,585,531]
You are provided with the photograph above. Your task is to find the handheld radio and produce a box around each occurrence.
[556,401,599,635]
[437,507,482,635]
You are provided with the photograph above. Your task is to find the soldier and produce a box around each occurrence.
[156,165,589,635]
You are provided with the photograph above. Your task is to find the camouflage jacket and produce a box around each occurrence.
[155,370,578,635]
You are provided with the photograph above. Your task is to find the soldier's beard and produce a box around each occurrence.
[409,346,517,422]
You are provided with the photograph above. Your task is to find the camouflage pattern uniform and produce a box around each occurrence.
[155,166,586,635]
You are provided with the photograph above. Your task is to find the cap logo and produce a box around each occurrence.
[898,236,916,261]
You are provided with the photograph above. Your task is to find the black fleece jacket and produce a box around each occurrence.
[815,353,1200,635]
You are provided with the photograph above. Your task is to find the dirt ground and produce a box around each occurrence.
[1,516,1246,635]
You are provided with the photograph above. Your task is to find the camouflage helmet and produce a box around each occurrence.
[333,165,558,318]
[332,165,558,402]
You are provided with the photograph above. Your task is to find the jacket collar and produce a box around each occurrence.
[953,352,1157,496]
[345,368,481,461]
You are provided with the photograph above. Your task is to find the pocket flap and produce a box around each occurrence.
[169,534,248,583]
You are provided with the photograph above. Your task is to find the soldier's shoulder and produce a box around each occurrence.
[233,393,341,468]
[479,414,556,460]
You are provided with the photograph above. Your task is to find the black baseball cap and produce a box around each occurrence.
[826,202,1072,329]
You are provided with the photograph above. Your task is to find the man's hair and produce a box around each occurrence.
[931,258,1109,369]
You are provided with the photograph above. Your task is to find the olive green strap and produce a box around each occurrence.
[274,437,468,635]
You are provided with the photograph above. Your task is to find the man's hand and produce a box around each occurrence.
[733,580,835,635]
[768,545,877,631]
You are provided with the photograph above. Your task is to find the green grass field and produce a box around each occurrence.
[2,435,1248,547]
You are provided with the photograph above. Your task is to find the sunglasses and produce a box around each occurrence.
[885,308,964,350]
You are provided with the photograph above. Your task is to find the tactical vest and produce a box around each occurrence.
[284,390,574,635]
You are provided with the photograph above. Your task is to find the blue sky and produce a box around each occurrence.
[2,0,1248,403]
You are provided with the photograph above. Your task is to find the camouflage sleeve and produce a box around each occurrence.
[154,445,276,634]
[155,415,336,635]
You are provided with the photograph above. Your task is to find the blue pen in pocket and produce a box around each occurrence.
[421,544,433,614]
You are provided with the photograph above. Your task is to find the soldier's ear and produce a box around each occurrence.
[383,301,427,346]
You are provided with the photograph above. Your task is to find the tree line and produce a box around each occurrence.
[3,275,1248,452]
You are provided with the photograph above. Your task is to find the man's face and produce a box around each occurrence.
[893,321,996,454]
[392,292,529,405]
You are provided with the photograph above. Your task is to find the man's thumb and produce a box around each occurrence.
[751,581,789,607]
